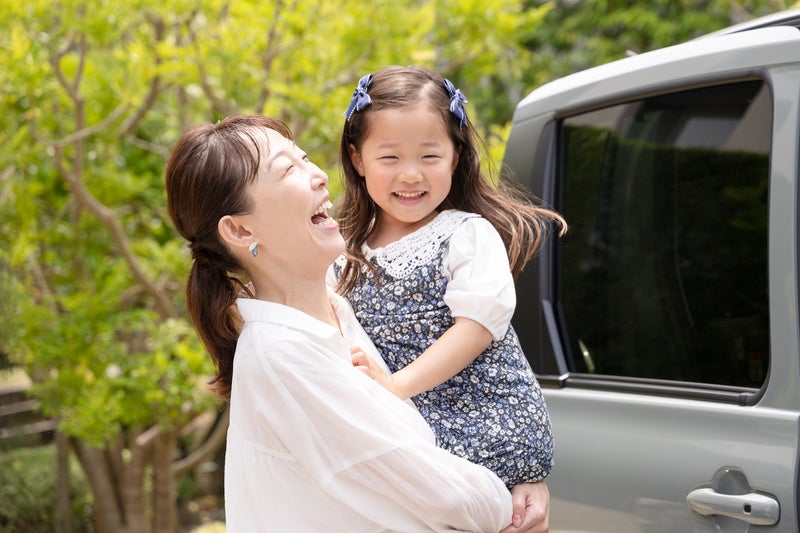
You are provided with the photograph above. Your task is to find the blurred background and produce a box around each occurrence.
[0,1,793,531]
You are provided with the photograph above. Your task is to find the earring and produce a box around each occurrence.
[248,242,259,258]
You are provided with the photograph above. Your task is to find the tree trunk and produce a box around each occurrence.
[71,439,125,533]
[54,429,73,533]
[152,431,177,533]
[124,428,152,533]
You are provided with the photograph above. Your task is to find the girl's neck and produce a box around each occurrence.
[368,210,439,248]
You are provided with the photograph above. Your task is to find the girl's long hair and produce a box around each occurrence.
[337,65,566,294]
[165,115,292,400]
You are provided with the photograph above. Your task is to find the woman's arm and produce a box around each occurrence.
[241,325,513,532]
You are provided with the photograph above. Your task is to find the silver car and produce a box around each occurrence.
[504,9,800,532]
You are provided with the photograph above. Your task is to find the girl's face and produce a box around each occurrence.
[349,102,458,246]
[237,128,343,274]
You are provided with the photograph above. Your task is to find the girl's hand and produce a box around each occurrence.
[350,346,395,392]
[499,481,550,533]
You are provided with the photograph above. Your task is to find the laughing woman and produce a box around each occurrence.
[165,115,548,532]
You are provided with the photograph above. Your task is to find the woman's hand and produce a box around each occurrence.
[499,481,550,533]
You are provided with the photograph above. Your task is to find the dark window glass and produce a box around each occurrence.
[559,80,770,387]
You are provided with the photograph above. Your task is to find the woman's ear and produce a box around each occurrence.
[348,144,365,176]
[218,215,253,251]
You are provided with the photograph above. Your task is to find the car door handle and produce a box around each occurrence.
[686,487,780,526]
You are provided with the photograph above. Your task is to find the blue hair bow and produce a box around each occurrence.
[344,73,374,120]
[443,78,468,129]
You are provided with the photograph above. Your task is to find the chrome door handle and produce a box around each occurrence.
[686,487,780,526]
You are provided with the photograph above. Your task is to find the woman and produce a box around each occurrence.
[165,115,549,532]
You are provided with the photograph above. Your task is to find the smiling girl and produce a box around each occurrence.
[332,66,567,493]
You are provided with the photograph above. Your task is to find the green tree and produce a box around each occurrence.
[521,0,795,88]
[0,1,547,531]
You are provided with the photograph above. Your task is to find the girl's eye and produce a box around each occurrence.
[379,155,398,161]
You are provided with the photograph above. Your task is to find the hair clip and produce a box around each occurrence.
[344,73,374,120]
[443,78,468,129]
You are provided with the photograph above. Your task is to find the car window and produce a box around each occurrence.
[557,80,770,388]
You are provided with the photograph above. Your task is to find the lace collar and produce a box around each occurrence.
[360,210,477,279]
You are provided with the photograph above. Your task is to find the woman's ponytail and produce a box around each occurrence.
[165,115,292,401]
[186,243,245,400]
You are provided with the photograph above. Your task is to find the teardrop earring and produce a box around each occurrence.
[248,242,259,258]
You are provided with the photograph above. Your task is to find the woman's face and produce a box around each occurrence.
[240,128,344,275]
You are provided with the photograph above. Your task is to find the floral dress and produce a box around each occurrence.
[333,209,553,488]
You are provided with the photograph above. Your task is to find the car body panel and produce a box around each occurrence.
[505,16,800,533]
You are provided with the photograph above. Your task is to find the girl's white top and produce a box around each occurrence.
[224,290,512,533]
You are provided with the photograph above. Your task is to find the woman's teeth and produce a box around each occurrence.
[312,200,336,226]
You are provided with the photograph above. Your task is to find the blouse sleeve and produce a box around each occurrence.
[235,328,512,532]
[443,217,516,340]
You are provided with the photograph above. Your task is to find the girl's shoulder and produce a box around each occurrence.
[383,209,478,252]
[429,209,484,236]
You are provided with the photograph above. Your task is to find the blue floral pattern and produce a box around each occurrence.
[335,211,553,488]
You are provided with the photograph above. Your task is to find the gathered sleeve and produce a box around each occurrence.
[231,325,512,532]
[443,217,516,341]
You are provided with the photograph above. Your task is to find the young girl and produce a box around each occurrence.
[332,66,567,489]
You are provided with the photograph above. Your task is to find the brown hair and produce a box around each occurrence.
[165,115,292,400]
[337,65,566,293]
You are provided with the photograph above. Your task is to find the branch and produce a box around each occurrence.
[134,423,161,449]
[172,405,229,476]
[41,30,177,320]
[119,13,166,136]
[52,143,176,319]
[124,133,171,158]
[44,103,129,148]
[186,17,238,117]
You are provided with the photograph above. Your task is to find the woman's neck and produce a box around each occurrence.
[252,278,338,330]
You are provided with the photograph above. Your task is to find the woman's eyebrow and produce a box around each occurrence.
[264,148,291,173]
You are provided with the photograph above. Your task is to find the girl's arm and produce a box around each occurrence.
[353,317,492,399]
[352,216,514,399]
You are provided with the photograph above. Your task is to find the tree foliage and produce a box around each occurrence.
[521,0,797,87]
[0,0,547,530]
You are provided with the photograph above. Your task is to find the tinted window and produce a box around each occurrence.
[558,80,770,387]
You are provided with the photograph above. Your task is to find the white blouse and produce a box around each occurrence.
[224,291,512,532]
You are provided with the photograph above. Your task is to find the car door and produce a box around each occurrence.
[505,27,800,532]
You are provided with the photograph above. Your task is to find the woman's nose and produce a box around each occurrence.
[309,163,328,188]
